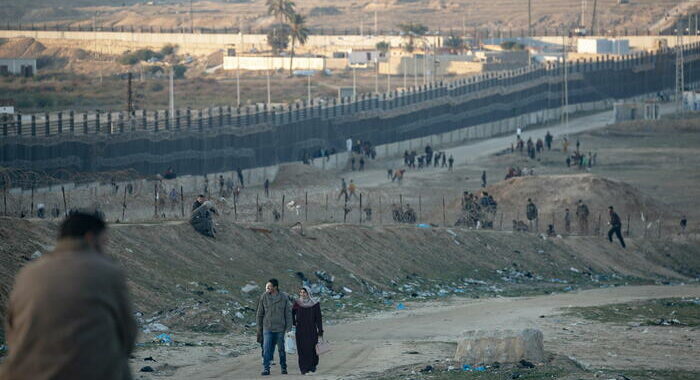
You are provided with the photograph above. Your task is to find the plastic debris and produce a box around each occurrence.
[396,303,406,310]
[416,224,431,228]
[235,312,245,319]
[154,333,173,344]
[474,366,486,372]
[343,287,353,293]
[31,251,42,260]
[462,364,472,371]
[143,323,169,333]
[140,366,155,372]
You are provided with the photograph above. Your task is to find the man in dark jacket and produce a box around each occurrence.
[608,206,626,248]
[192,194,205,211]
[1,212,137,380]
[257,279,293,376]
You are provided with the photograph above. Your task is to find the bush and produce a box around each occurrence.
[173,65,187,79]
[118,49,164,65]
[150,82,164,92]
[160,44,177,56]
[309,7,341,17]
[500,41,525,50]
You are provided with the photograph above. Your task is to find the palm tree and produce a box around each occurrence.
[288,13,310,75]
[398,22,428,53]
[266,0,296,23]
[444,34,464,54]
[375,41,390,57]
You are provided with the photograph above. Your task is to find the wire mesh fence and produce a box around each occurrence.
[1,178,693,242]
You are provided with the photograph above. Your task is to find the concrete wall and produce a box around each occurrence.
[223,56,326,71]
[0,30,439,57]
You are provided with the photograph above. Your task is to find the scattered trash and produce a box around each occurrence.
[446,229,457,237]
[216,289,230,294]
[143,323,169,333]
[570,267,580,273]
[518,359,535,368]
[241,283,259,293]
[653,318,684,326]
[31,251,42,260]
[419,365,433,373]
[474,366,486,372]
[404,351,420,355]
[144,356,156,362]
[140,366,155,373]
[447,365,455,371]
[416,224,431,228]
[462,364,472,371]
[512,372,521,379]
[235,312,245,319]
[343,287,353,293]
[315,271,335,284]
[396,303,406,310]
[154,333,173,344]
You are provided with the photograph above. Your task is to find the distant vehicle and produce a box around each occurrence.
[184,56,194,64]
[573,27,588,36]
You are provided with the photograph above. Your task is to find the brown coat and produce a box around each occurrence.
[0,239,137,380]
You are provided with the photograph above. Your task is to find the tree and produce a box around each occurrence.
[173,64,187,79]
[266,0,296,23]
[375,41,390,56]
[444,34,464,54]
[267,23,291,54]
[397,22,428,54]
[288,13,310,75]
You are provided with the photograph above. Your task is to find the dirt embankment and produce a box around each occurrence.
[1,216,699,342]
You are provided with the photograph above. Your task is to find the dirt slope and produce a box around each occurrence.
[2,216,699,343]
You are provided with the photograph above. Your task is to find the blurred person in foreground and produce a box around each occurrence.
[0,211,137,380]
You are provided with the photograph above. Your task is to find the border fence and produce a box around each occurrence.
[2,44,700,182]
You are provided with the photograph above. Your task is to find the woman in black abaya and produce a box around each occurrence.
[292,286,324,375]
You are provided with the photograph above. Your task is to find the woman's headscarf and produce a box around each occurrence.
[296,286,319,308]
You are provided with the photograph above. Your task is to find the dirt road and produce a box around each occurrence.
[167,285,700,379]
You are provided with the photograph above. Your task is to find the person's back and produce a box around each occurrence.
[1,213,136,380]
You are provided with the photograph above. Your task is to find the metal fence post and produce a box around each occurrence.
[44,112,50,136]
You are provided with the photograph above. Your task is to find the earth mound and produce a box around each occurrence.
[0,38,46,58]
[272,163,337,188]
[485,174,672,220]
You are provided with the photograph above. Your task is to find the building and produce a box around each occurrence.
[378,48,528,76]
[577,38,630,55]
[0,99,15,114]
[348,50,382,68]
[0,58,37,76]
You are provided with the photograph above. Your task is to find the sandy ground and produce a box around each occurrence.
[133,285,700,379]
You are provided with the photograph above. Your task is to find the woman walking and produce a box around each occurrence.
[292,286,324,375]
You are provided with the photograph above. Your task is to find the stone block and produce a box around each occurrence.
[454,328,544,365]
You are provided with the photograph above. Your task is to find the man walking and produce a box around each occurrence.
[607,206,626,248]
[1,212,137,380]
[448,155,454,171]
[257,279,293,376]
[481,171,487,188]
[337,178,348,200]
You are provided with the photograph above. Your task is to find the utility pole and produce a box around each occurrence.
[307,74,311,104]
[562,34,569,134]
[676,19,685,113]
[169,68,175,119]
[266,70,271,105]
[127,72,133,114]
[590,0,598,36]
[528,0,532,37]
[374,0,378,35]
[353,67,357,97]
[581,0,586,27]
[375,58,379,93]
[190,0,194,33]
[236,69,240,106]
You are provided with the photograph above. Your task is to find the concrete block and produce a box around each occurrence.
[454,329,544,365]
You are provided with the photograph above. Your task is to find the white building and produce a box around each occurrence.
[0,58,37,76]
[577,38,630,55]
[223,55,326,71]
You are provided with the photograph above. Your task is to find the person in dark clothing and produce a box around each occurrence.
[680,215,688,235]
[481,171,487,188]
[607,206,626,248]
[192,194,205,211]
[526,198,538,232]
[218,175,225,197]
[545,131,553,151]
[566,156,571,168]
[264,179,270,197]
[448,155,454,171]
[359,157,365,171]
[237,168,245,188]
[292,286,324,375]
[190,200,217,237]
[387,169,393,180]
